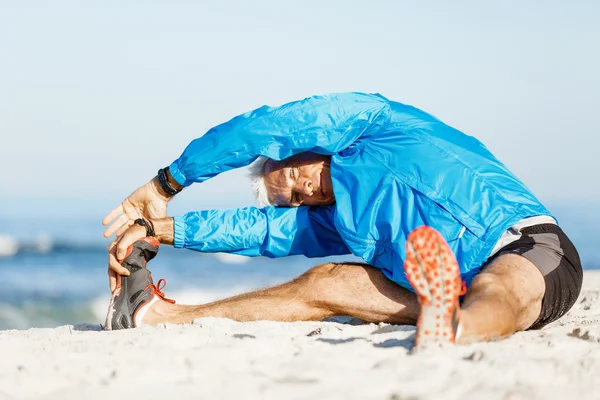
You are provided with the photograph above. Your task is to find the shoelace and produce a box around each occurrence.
[149,278,176,304]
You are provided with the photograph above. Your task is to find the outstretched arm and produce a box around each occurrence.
[170,92,391,186]
[102,92,390,238]
[172,205,349,258]
[107,205,349,291]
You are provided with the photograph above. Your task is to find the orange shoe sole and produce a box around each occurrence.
[405,226,463,349]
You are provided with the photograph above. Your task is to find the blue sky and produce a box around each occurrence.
[1,1,598,220]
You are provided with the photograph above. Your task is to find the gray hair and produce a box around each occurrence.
[248,156,273,207]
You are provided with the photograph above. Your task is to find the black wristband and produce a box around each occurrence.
[157,167,182,196]
[134,218,155,237]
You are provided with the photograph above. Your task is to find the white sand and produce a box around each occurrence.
[1,272,600,400]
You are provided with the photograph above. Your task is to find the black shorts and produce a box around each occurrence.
[492,223,583,329]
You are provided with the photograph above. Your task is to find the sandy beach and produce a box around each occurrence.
[1,271,599,400]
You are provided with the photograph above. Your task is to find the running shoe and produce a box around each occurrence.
[405,226,466,349]
[104,237,174,331]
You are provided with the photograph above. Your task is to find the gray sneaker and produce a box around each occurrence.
[104,237,174,330]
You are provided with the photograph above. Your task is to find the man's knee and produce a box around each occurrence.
[284,263,344,308]
[301,262,371,282]
[299,263,344,284]
[468,272,518,308]
[295,262,368,301]
[467,255,545,329]
[480,255,545,302]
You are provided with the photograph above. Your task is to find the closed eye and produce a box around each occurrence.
[293,192,303,205]
[288,167,302,206]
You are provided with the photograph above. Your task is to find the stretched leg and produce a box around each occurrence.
[141,263,420,326]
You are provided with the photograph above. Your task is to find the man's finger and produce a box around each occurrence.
[116,219,135,238]
[103,214,130,238]
[102,204,124,226]
[116,236,133,261]
[108,268,117,292]
[109,252,130,276]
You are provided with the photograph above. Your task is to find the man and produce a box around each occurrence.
[102,92,582,348]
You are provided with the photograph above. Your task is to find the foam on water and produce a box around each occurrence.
[0,235,18,257]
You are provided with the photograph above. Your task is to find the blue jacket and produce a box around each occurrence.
[169,92,552,290]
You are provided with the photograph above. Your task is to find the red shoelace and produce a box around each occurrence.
[149,278,176,304]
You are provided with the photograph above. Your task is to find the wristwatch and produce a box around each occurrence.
[134,218,155,237]
[157,167,182,196]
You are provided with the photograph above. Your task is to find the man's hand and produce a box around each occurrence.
[107,218,175,292]
[107,223,147,292]
[102,177,170,238]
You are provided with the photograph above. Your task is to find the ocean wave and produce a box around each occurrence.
[0,303,31,330]
[0,281,269,330]
[0,234,251,265]
[0,300,99,330]
[0,234,105,257]
[0,235,18,257]
[0,283,265,330]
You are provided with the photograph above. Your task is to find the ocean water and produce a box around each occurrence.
[0,209,598,330]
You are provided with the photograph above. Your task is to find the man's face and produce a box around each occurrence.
[263,153,335,207]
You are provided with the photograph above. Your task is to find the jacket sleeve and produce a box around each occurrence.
[169,92,391,186]
[172,205,350,258]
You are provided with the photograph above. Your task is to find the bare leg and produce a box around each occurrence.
[141,263,419,326]
[458,253,545,343]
